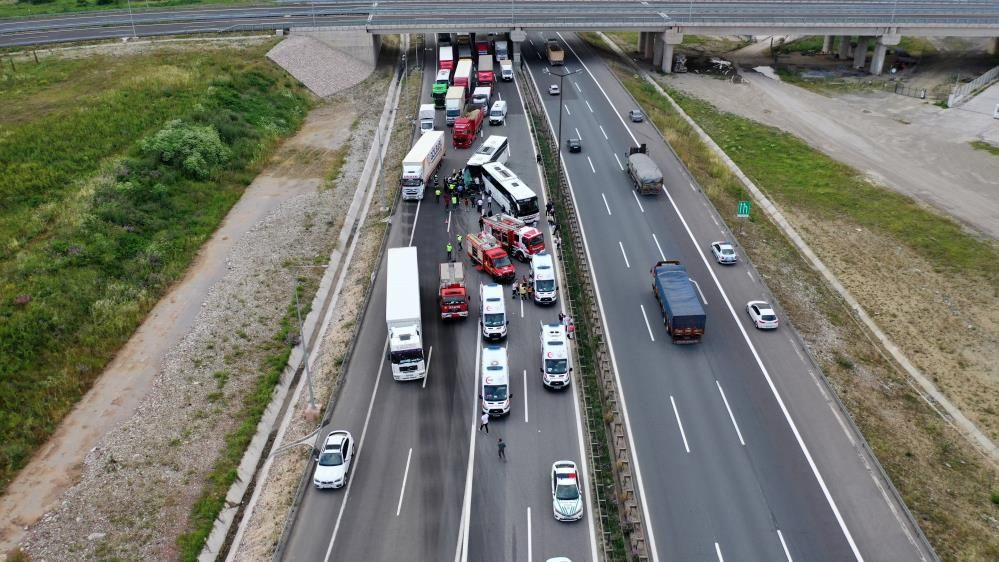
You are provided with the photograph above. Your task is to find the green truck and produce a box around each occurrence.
[432,69,451,109]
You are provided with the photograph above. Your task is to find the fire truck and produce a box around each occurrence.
[438,262,469,319]
[466,232,516,282]
[482,214,545,261]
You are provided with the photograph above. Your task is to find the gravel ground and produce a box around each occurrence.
[15,41,383,562]
[267,35,375,98]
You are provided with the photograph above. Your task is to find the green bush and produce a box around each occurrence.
[140,120,230,179]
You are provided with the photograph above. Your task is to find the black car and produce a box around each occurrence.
[567,138,582,153]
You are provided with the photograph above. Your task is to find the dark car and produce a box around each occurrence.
[628,109,644,122]
[567,138,582,153]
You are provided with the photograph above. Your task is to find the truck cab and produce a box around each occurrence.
[531,252,557,305]
[479,283,508,340]
[481,345,511,416]
[432,69,451,108]
[439,262,468,319]
[419,103,436,134]
[467,233,516,282]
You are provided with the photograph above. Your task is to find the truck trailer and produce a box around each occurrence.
[626,144,664,195]
[445,86,466,126]
[477,55,495,85]
[439,45,455,71]
[453,109,484,149]
[651,260,706,343]
[547,40,565,66]
[386,247,426,380]
[401,130,445,200]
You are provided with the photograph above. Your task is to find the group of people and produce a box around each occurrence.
[433,169,491,212]
[513,275,535,301]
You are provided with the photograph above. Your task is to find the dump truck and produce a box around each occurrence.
[439,262,468,319]
[453,109,484,149]
[499,59,514,81]
[477,55,495,85]
[626,144,664,195]
[482,213,545,261]
[387,247,426,380]
[419,104,436,134]
[651,260,706,344]
[547,39,565,66]
[400,130,445,200]
[467,232,516,282]
[445,86,466,126]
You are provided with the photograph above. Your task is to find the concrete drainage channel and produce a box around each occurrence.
[196,50,408,561]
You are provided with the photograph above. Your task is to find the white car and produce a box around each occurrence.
[710,241,737,264]
[551,460,584,521]
[549,84,561,95]
[746,301,779,330]
[540,322,571,389]
[313,430,354,489]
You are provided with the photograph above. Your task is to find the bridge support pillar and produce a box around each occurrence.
[852,36,869,69]
[988,37,999,56]
[654,30,683,73]
[637,32,646,56]
[510,28,527,65]
[837,35,851,60]
[652,35,664,68]
[869,34,899,75]
[821,35,833,54]
[642,32,654,60]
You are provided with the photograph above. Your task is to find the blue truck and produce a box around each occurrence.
[651,260,706,344]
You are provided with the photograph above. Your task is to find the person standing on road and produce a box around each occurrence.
[486,195,493,215]
[476,197,483,215]
[498,438,507,460]
[446,241,454,262]
[435,187,442,203]
[479,413,489,433]
[456,234,463,251]
[451,194,458,208]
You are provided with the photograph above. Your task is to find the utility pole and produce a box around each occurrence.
[550,67,582,178]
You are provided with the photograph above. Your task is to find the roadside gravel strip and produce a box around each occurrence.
[14,40,383,561]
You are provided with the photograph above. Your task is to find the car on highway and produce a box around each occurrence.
[567,138,582,153]
[710,241,738,264]
[551,460,584,521]
[313,430,354,489]
[628,109,644,122]
[746,300,779,330]
[540,322,571,389]
[548,84,561,95]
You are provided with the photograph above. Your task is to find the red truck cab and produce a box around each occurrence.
[453,109,484,149]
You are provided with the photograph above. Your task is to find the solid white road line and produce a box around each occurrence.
[409,198,422,246]
[396,448,413,516]
[639,304,655,342]
[586,100,594,112]
[631,190,645,213]
[689,278,708,305]
[324,339,390,562]
[520,297,525,318]
[600,125,609,139]
[523,369,529,423]
[587,156,596,173]
[455,336,484,562]
[527,507,533,562]
[670,395,691,453]
[715,542,724,561]
[447,210,452,233]
[575,127,582,140]
[618,241,631,268]
[716,380,745,446]
[652,233,665,261]
[564,104,571,115]
[601,193,612,215]
[777,529,793,561]
[422,346,434,389]
[613,152,624,170]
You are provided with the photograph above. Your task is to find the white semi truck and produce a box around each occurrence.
[400,130,444,201]
[386,247,425,381]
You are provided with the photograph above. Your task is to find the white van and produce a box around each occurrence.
[481,345,511,416]
[489,100,508,126]
[540,322,571,389]
[531,252,557,304]
[480,283,508,340]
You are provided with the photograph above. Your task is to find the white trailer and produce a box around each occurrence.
[401,130,445,200]
[386,247,425,381]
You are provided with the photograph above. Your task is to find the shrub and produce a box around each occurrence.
[139,120,230,179]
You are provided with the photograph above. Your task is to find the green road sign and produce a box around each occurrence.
[737,200,751,218]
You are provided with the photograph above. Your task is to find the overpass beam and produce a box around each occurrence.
[655,30,684,73]
[837,35,851,60]
[821,35,833,54]
[853,36,870,69]
[869,34,900,75]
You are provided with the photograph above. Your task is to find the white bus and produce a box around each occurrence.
[480,162,540,224]
[463,135,510,186]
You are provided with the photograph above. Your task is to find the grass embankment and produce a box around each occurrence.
[0,40,312,493]
[971,140,999,156]
[0,0,258,19]
[581,32,999,561]
[522,74,628,561]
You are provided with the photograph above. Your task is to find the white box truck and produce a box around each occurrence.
[499,59,513,82]
[495,40,509,61]
[419,103,436,134]
[386,247,425,381]
[401,130,444,201]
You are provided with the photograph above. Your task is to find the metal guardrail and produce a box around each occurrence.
[519,61,649,561]
[948,63,999,107]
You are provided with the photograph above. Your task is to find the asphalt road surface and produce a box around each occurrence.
[279,45,598,562]
[521,32,933,561]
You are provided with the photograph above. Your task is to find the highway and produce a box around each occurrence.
[279,44,598,562]
[3,1,999,47]
[520,32,932,561]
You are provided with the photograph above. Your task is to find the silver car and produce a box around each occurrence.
[710,241,738,264]
[551,460,584,521]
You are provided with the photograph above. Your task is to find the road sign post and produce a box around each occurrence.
[737,200,751,218]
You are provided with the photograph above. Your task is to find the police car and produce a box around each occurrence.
[540,322,571,389]
[551,460,584,521]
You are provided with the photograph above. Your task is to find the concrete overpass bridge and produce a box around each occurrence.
[2,1,999,74]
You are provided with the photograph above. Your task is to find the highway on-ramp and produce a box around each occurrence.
[520,32,933,562]
[279,45,598,562]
